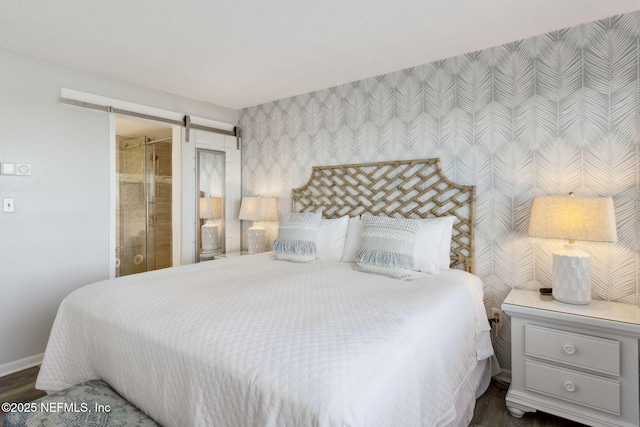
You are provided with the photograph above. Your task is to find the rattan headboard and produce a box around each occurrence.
[292,158,476,273]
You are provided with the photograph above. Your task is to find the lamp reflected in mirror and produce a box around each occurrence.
[200,197,223,254]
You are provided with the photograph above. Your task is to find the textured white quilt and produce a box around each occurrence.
[37,253,493,427]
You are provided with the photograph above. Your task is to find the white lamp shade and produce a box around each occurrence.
[238,197,277,221]
[529,196,617,243]
[199,197,223,219]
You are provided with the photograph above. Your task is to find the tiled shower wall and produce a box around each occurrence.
[153,141,172,269]
[239,11,640,369]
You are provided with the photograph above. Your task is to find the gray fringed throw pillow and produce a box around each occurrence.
[353,215,421,280]
[273,212,322,263]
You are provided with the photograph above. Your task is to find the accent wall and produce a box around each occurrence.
[239,11,640,369]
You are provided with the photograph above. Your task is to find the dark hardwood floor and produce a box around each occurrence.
[1,366,584,426]
[0,366,46,424]
[469,380,584,426]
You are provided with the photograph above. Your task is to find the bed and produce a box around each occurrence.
[37,159,495,427]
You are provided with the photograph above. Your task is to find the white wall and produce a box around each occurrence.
[0,47,237,373]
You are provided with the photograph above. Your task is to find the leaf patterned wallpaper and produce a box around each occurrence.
[239,11,640,369]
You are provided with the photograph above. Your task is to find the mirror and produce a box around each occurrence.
[196,149,225,261]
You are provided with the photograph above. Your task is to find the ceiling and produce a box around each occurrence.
[1,1,639,110]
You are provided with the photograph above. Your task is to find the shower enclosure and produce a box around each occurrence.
[116,136,172,277]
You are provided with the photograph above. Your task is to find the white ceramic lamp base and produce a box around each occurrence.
[247,224,266,254]
[552,244,591,305]
[201,221,219,252]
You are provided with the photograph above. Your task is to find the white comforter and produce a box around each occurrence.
[37,253,493,427]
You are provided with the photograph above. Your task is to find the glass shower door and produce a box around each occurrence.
[116,136,172,276]
[144,142,157,272]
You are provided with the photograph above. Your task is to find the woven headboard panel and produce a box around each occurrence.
[292,158,476,273]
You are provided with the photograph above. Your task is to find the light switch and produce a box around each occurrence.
[1,163,16,175]
[3,198,15,213]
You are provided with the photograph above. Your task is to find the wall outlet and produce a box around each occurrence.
[490,307,502,337]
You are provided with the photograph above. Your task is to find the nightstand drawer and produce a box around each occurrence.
[525,360,620,415]
[525,324,620,376]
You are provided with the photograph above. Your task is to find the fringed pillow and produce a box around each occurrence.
[273,212,322,263]
[354,215,421,280]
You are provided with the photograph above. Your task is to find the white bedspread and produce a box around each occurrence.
[37,253,493,427]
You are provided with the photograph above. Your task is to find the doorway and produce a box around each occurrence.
[115,116,173,277]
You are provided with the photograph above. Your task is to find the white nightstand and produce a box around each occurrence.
[199,251,218,261]
[213,251,249,259]
[199,251,249,261]
[502,289,640,427]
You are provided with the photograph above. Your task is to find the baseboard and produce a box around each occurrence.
[0,353,43,378]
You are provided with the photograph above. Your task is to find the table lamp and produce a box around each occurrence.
[239,196,277,254]
[199,197,223,252]
[528,193,617,304]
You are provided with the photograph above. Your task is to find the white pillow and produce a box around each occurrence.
[438,216,455,269]
[340,216,363,262]
[413,216,455,273]
[316,216,349,261]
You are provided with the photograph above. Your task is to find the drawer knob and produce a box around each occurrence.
[563,381,576,392]
[563,344,576,355]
